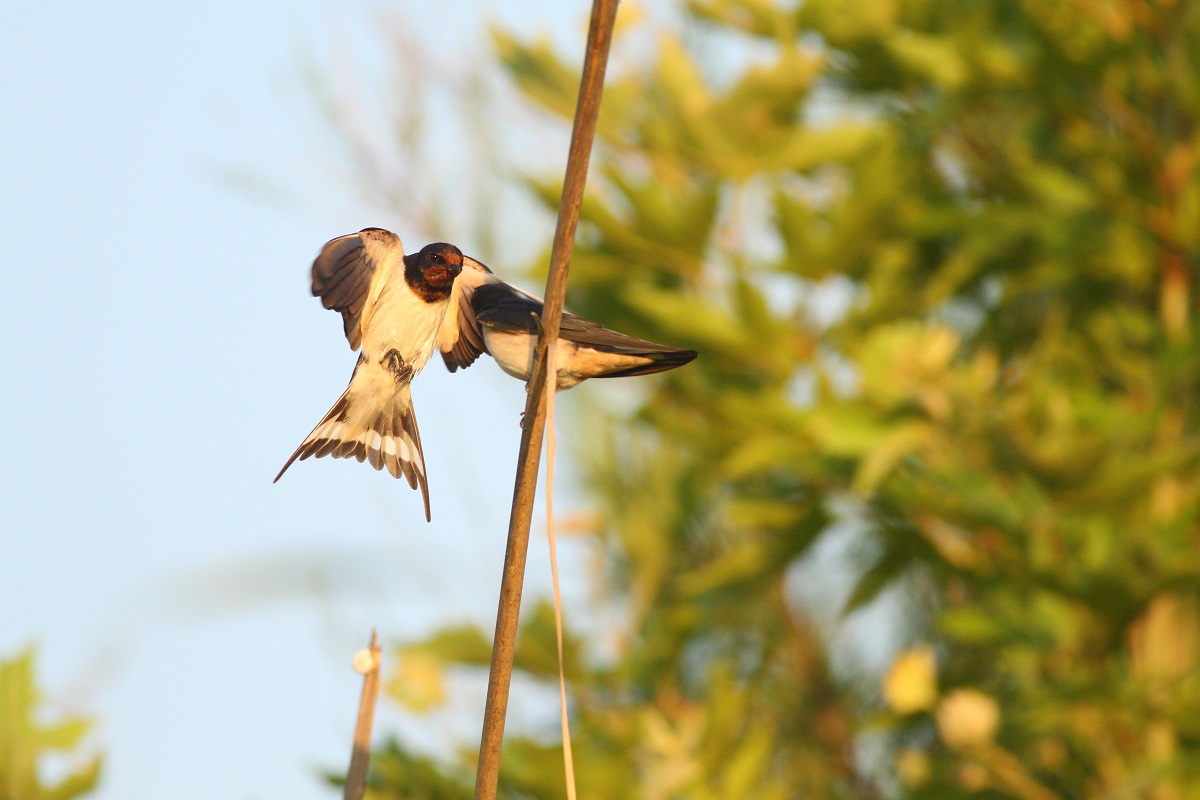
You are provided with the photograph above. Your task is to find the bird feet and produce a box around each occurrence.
[382,349,414,383]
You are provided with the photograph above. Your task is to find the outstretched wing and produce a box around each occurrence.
[311,228,403,350]
[438,255,510,371]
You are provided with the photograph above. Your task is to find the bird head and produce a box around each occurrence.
[412,243,464,288]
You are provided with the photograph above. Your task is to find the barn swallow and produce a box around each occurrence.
[438,256,697,389]
[274,228,464,521]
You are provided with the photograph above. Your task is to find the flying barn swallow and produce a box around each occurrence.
[274,228,464,521]
[438,256,697,389]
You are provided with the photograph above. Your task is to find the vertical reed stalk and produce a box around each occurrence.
[472,2,620,798]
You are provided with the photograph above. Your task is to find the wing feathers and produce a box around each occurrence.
[473,284,687,357]
[320,267,369,311]
[438,256,499,372]
[440,257,696,385]
[311,228,403,351]
[591,348,698,378]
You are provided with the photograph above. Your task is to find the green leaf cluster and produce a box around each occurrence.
[361,0,1200,797]
[0,649,100,800]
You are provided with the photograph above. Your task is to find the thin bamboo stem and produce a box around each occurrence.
[472,2,620,798]
[344,631,382,800]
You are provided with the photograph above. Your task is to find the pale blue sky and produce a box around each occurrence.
[0,2,596,798]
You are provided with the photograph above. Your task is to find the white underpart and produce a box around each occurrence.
[320,253,448,474]
[359,259,452,378]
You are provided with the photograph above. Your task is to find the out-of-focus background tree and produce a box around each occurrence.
[345,0,1200,797]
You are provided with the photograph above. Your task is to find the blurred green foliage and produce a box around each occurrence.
[0,649,100,800]
[360,0,1200,797]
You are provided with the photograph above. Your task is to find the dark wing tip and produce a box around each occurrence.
[594,347,699,380]
[671,348,699,366]
[441,341,484,372]
[652,347,698,369]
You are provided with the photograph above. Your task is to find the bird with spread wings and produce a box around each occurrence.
[276,227,696,521]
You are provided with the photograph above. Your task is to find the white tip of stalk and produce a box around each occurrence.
[352,648,379,675]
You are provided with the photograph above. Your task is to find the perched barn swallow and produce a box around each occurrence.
[275,228,464,521]
[438,257,697,389]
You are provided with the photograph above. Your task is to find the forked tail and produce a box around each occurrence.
[274,359,431,521]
